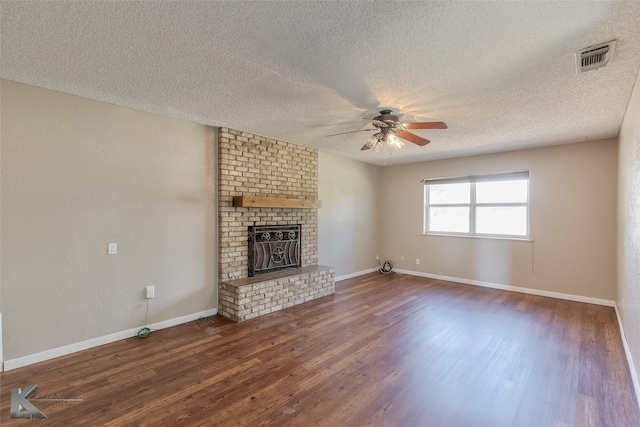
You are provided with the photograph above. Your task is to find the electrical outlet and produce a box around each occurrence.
[400,255,404,261]
[108,243,117,255]
[416,258,420,265]
[146,286,155,299]
[376,255,380,261]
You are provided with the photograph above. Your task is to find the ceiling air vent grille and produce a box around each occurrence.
[576,40,616,73]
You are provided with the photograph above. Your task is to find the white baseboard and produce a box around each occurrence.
[335,268,378,282]
[395,269,615,307]
[3,308,217,371]
[615,303,640,411]
[0,312,3,372]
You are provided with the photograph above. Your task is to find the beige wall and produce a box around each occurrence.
[618,71,640,388]
[378,139,618,300]
[318,152,381,278]
[0,80,217,361]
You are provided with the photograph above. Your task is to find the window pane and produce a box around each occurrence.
[428,183,470,204]
[476,207,527,236]
[476,180,528,203]
[429,207,470,233]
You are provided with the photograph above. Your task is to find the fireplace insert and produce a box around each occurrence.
[248,224,301,276]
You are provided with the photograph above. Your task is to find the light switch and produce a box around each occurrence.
[108,243,117,255]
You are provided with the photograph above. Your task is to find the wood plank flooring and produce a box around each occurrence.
[1,273,638,426]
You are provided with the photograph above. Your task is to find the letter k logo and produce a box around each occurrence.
[10,385,48,419]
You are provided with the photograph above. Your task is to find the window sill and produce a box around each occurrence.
[422,233,533,242]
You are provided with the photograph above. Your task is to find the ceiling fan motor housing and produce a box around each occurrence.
[373,110,400,129]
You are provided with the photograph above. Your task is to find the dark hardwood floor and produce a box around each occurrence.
[1,273,639,426]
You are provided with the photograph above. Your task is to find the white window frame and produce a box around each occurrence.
[423,171,530,239]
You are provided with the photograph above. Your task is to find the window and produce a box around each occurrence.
[423,171,529,238]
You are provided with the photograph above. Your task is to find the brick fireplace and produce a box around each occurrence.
[217,128,334,321]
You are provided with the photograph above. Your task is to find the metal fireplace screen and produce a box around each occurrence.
[248,224,301,277]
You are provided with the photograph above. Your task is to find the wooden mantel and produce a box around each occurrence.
[233,195,321,209]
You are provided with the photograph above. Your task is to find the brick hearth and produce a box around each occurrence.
[219,265,334,322]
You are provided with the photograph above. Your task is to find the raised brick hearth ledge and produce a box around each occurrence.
[219,265,335,322]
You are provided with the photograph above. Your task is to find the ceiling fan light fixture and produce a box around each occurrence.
[386,133,404,149]
[365,133,384,151]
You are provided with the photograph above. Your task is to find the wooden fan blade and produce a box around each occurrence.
[403,121,448,130]
[397,130,431,146]
[326,128,375,137]
[361,144,371,151]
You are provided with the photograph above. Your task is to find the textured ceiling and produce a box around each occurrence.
[2,1,640,165]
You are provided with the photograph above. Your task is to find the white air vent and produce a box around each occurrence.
[576,40,616,73]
